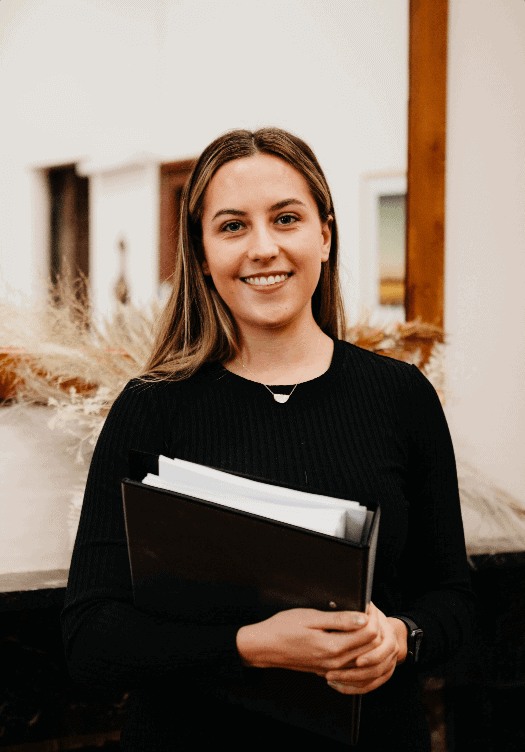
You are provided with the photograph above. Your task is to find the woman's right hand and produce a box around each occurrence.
[236,607,379,677]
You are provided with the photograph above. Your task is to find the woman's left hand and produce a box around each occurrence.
[324,603,408,695]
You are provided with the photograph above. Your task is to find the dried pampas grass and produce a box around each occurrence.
[346,318,444,365]
[0,278,160,457]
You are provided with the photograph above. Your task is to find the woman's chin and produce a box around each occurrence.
[233,307,313,335]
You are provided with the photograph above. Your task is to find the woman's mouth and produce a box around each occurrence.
[241,273,292,287]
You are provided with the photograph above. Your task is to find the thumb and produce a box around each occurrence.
[308,609,368,632]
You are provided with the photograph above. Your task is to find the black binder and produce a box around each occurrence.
[122,451,380,746]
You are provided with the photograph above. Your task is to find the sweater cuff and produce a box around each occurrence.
[213,625,255,683]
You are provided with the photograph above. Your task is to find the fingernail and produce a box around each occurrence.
[353,616,366,625]
[328,681,359,690]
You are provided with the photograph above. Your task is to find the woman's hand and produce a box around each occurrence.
[236,603,406,690]
[324,604,408,695]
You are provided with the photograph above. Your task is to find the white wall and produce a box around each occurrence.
[87,159,160,321]
[0,406,89,574]
[0,0,408,320]
[0,0,161,303]
[445,0,525,505]
[154,0,409,319]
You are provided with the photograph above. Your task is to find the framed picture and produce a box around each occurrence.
[360,172,406,323]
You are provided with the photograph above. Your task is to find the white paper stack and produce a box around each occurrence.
[142,455,368,543]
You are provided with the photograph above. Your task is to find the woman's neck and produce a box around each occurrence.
[224,320,334,385]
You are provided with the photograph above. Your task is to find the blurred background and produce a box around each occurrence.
[0,0,409,323]
[0,1,524,750]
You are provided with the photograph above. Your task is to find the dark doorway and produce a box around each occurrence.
[48,165,89,301]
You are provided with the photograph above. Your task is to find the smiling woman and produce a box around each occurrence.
[200,152,332,382]
[61,128,475,751]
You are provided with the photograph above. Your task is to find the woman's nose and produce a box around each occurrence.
[247,226,279,262]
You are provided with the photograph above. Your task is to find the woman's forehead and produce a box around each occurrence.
[203,153,314,216]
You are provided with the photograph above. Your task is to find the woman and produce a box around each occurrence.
[62,128,475,750]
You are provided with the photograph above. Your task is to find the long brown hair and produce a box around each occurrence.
[141,127,347,380]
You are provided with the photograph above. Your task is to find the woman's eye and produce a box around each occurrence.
[276,214,298,226]
[222,221,244,232]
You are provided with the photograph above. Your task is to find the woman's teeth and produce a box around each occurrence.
[243,273,290,286]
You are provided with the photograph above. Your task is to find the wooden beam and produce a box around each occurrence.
[406,0,448,327]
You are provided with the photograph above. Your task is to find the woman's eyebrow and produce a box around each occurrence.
[270,198,307,211]
[212,198,306,222]
[212,208,247,221]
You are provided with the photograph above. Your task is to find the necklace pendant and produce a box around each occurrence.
[273,393,290,404]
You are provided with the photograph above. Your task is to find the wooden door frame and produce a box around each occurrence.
[406,0,448,327]
[159,159,195,283]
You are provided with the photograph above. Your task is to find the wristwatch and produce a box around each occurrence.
[394,616,423,665]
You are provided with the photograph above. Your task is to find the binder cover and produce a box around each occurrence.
[122,455,380,745]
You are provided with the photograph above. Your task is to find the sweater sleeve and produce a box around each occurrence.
[391,365,476,670]
[60,379,246,688]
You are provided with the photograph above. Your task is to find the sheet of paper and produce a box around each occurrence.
[142,472,349,538]
[157,455,367,527]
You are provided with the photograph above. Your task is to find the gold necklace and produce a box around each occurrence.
[238,331,322,404]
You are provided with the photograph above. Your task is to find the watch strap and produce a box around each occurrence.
[392,616,423,665]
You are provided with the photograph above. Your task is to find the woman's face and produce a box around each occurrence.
[200,152,331,337]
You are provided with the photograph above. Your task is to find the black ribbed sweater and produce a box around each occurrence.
[61,339,475,751]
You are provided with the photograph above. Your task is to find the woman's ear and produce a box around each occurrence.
[202,259,211,275]
[321,215,332,262]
